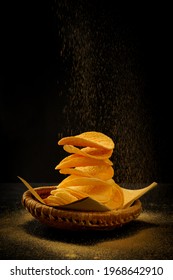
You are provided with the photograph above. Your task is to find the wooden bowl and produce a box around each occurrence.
[22,186,142,230]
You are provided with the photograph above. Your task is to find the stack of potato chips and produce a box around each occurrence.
[44,132,124,210]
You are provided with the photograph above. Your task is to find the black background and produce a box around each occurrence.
[0,1,172,184]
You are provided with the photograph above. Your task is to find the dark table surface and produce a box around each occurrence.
[0,182,173,260]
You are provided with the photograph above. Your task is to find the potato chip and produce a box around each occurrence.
[43,189,78,206]
[60,152,113,165]
[63,145,113,160]
[51,186,87,200]
[65,185,112,204]
[59,165,114,181]
[55,154,112,170]
[45,180,122,208]
[57,176,113,189]
[104,184,124,209]
[58,131,114,150]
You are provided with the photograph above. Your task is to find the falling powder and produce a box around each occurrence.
[52,1,159,184]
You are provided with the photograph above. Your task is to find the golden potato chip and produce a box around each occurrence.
[107,178,124,193]
[43,190,78,206]
[81,147,113,159]
[51,187,87,200]
[58,131,114,150]
[61,152,113,165]
[63,145,113,160]
[57,176,113,189]
[104,184,124,210]
[65,179,123,208]
[43,196,60,206]
[105,179,124,209]
[55,154,112,170]
[64,184,112,204]
[59,165,114,181]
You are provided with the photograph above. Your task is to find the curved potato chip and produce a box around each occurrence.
[82,147,113,160]
[58,131,114,150]
[43,189,78,206]
[105,184,124,210]
[65,183,112,204]
[60,153,113,165]
[63,145,113,160]
[107,178,124,192]
[57,176,113,190]
[51,187,87,200]
[105,179,124,209]
[55,154,112,170]
[59,165,114,181]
